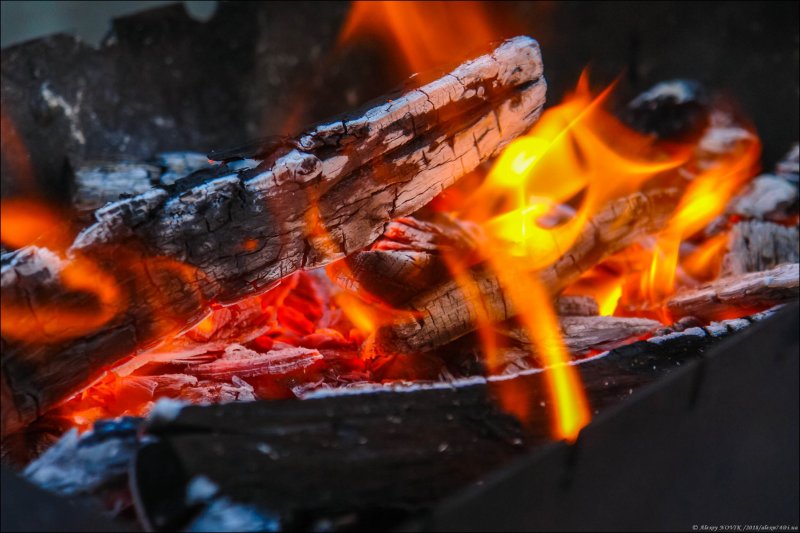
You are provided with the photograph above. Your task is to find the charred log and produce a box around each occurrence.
[1,36,547,436]
[499,315,662,355]
[727,174,798,222]
[721,221,799,276]
[666,263,799,321]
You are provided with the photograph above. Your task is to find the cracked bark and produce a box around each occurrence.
[721,221,799,276]
[0,36,546,436]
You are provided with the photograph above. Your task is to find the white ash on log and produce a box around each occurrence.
[372,186,684,355]
[775,143,799,183]
[70,161,161,215]
[0,36,547,436]
[727,174,798,222]
[666,263,799,321]
[155,152,214,187]
[721,221,799,276]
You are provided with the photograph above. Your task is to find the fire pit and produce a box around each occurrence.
[1,2,798,532]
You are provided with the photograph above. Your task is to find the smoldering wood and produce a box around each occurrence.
[624,79,710,141]
[373,186,684,355]
[0,36,547,437]
[333,216,481,306]
[721,221,799,276]
[129,312,764,532]
[666,263,799,321]
[554,295,599,316]
[335,217,600,317]
[155,152,214,187]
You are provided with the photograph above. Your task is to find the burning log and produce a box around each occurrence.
[69,153,214,216]
[332,216,482,306]
[372,187,683,354]
[1,36,547,436]
[666,263,799,321]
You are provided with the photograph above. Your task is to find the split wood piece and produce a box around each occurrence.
[499,315,662,356]
[666,263,799,321]
[69,153,213,216]
[775,143,799,183]
[721,221,799,276]
[372,186,683,355]
[0,36,547,436]
[554,295,599,317]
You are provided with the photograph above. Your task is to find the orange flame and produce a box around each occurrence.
[1,200,127,343]
[642,136,760,312]
[338,1,499,75]
[462,73,688,270]
[0,198,72,250]
[487,252,590,441]
[682,232,730,282]
[448,72,692,440]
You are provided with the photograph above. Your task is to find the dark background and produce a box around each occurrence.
[1,1,798,201]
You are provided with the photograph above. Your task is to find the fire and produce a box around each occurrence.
[0,199,127,343]
[0,198,71,251]
[442,72,694,440]
[564,269,624,317]
[487,254,590,440]
[338,1,500,74]
[463,72,688,269]
[682,232,729,282]
[642,137,760,311]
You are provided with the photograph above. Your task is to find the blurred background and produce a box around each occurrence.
[1,1,216,47]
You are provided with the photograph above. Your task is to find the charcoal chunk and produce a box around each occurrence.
[626,79,710,140]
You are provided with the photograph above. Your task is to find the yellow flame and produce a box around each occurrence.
[338,1,498,74]
[644,137,760,309]
[486,250,590,441]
